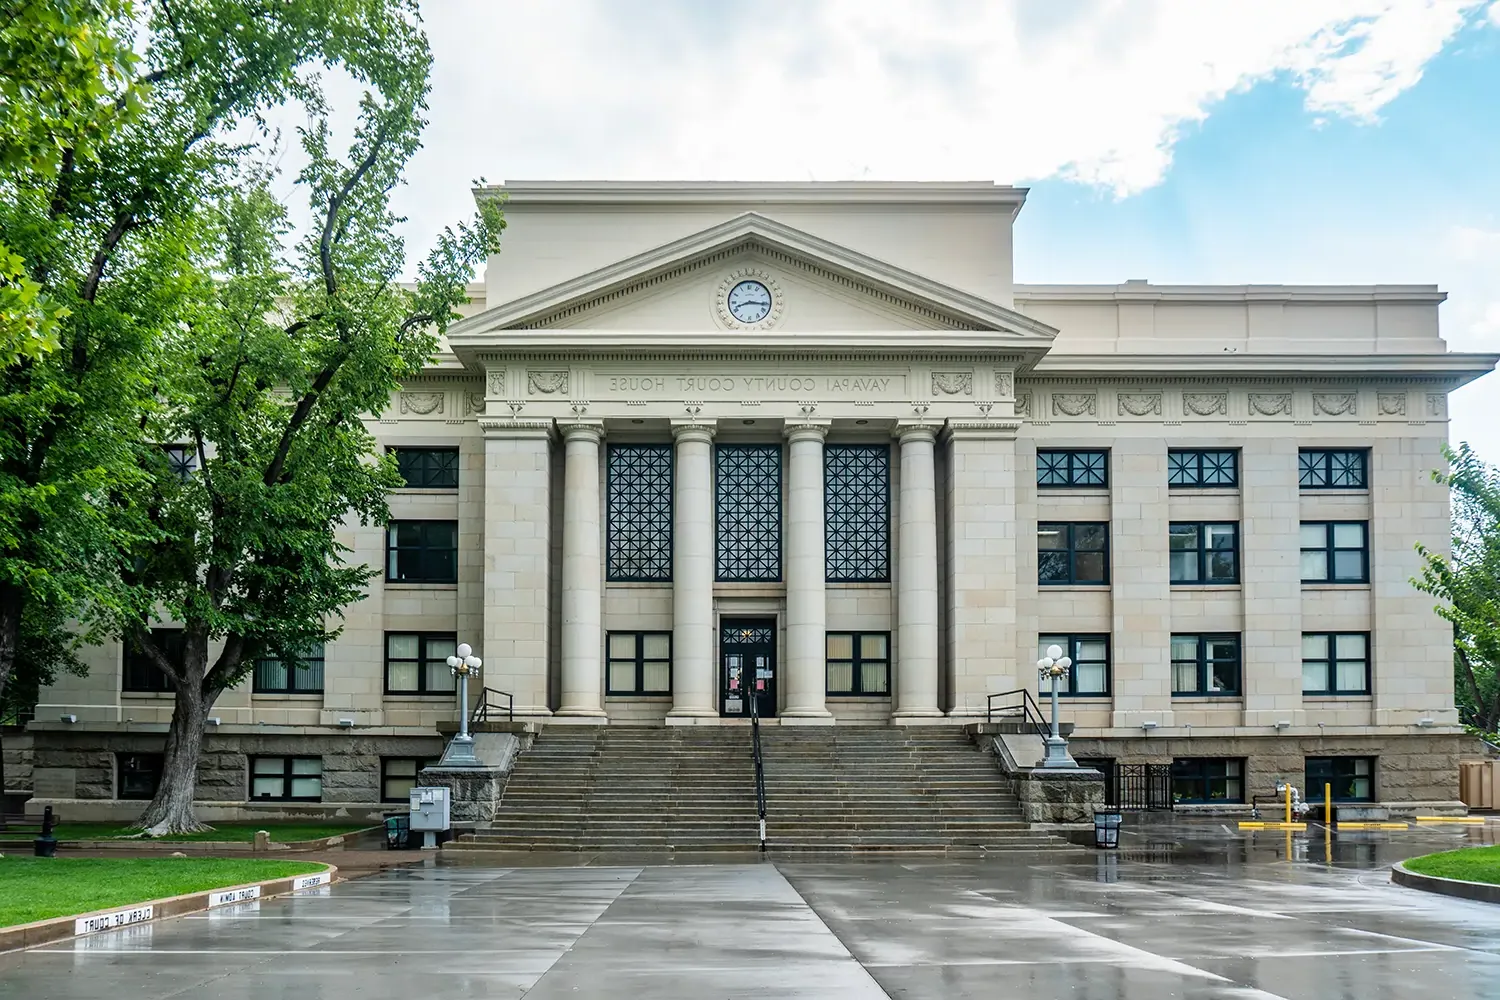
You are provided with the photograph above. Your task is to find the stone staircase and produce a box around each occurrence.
[446,724,1074,854]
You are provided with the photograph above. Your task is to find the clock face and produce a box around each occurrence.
[726,279,773,324]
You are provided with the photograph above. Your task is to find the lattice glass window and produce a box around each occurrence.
[1036,449,1108,487]
[825,445,890,582]
[162,445,197,481]
[607,444,673,581]
[1168,449,1238,487]
[715,444,781,582]
[1299,449,1368,489]
[391,448,459,489]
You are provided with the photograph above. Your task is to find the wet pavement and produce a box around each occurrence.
[3,820,1499,999]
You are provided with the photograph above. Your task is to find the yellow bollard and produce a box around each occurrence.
[1325,783,1332,826]
[1285,783,1292,824]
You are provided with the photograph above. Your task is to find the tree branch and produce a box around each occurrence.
[126,622,185,688]
[80,210,141,303]
[318,122,390,297]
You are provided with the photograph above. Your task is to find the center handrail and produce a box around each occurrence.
[471,687,514,723]
[750,694,768,852]
[985,688,1050,740]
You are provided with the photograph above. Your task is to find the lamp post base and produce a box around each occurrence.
[439,734,482,768]
[1039,736,1080,769]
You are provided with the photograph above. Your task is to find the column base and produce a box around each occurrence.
[546,714,610,726]
[779,714,836,727]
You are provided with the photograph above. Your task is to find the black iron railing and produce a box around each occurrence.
[471,687,514,723]
[1114,763,1173,811]
[750,695,767,852]
[985,688,1050,739]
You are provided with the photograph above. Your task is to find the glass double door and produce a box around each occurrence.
[720,617,776,718]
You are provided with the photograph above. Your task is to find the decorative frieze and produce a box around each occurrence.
[399,391,445,416]
[1428,393,1448,417]
[465,392,485,416]
[1117,392,1162,417]
[1183,392,1227,417]
[1015,392,1032,418]
[1248,392,1291,417]
[1378,392,1406,416]
[1051,392,1097,417]
[1312,392,1356,417]
[932,371,973,396]
[995,370,1014,399]
[486,370,506,396]
[528,370,570,395]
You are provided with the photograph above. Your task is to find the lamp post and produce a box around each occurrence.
[439,642,483,767]
[1037,643,1079,768]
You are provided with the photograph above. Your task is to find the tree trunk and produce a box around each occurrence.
[0,581,24,710]
[137,675,214,836]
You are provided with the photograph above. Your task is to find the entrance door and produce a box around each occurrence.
[720,618,776,718]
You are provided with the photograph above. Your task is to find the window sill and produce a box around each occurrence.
[1170,583,1242,591]
[121,692,174,698]
[827,693,892,699]
[252,693,324,700]
[605,694,672,700]
[1300,582,1371,590]
[390,488,459,496]
[383,693,458,700]
[1299,489,1369,497]
[605,580,673,588]
[1038,583,1111,591]
[1035,695,1111,703]
[1168,486,1241,495]
[384,582,458,590]
[1170,695,1244,702]
[1303,694,1373,702]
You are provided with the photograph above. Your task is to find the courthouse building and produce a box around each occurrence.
[25,181,1495,814]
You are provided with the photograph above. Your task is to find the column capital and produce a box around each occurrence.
[894,422,938,445]
[558,420,605,443]
[478,417,556,440]
[670,421,717,444]
[784,420,831,442]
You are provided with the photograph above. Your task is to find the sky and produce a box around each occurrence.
[342,0,1500,455]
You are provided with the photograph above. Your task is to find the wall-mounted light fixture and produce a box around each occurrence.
[1140,721,1158,732]
[338,718,355,728]
[59,714,77,724]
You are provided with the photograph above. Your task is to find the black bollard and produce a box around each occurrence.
[33,804,57,858]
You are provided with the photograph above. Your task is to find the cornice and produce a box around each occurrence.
[464,348,1033,366]
[1031,352,1496,386]
[1015,283,1448,305]
[474,180,1028,211]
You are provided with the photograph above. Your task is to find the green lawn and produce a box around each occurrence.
[1404,844,1500,884]
[0,857,328,927]
[4,822,373,843]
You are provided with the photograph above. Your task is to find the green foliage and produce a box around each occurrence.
[1403,845,1500,885]
[0,857,327,926]
[44,821,373,842]
[1413,442,1500,732]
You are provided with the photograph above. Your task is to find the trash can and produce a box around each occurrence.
[384,813,410,850]
[1093,809,1122,849]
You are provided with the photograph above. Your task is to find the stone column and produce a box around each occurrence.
[556,422,606,718]
[895,425,942,718]
[480,419,555,717]
[783,422,833,721]
[668,423,718,721]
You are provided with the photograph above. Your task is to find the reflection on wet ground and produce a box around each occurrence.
[2,820,1497,999]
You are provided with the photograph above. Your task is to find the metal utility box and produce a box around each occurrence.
[408,786,451,833]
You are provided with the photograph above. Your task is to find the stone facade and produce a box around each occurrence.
[22,181,1498,815]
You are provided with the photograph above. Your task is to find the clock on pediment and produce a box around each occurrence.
[715,268,784,330]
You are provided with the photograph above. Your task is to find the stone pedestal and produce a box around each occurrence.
[416,765,509,825]
[1012,767,1105,825]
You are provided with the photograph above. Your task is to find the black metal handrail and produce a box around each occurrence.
[471,687,514,723]
[750,695,767,852]
[985,688,1050,739]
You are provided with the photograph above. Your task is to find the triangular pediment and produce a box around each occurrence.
[445,213,1057,340]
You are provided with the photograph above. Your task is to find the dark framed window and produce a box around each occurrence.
[1169,522,1239,584]
[391,447,459,489]
[825,445,890,582]
[606,631,672,695]
[253,643,325,694]
[1171,758,1244,804]
[1306,756,1375,802]
[1302,633,1371,695]
[1171,634,1241,696]
[385,633,457,695]
[606,444,673,582]
[1300,521,1368,583]
[249,756,322,802]
[1038,522,1109,585]
[122,628,184,693]
[1299,449,1368,489]
[1168,449,1238,488]
[381,757,435,803]
[715,444,781,582]
[386,520,458,583]
[826,632,890,696]
[1037,449,1108,488]
[162,445,197,481]
[117,753,164,800]
[1036,634,1110,696]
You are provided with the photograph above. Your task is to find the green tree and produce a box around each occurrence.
[1414,442,1500,734]
[118,32,501,834]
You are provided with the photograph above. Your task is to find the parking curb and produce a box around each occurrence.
[0,864,337,953]
[1391,860,1500,904]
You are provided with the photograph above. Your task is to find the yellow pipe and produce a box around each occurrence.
[1285,783,1292,824]
[1414,816,1485,824]
[1325,783,1331,826]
